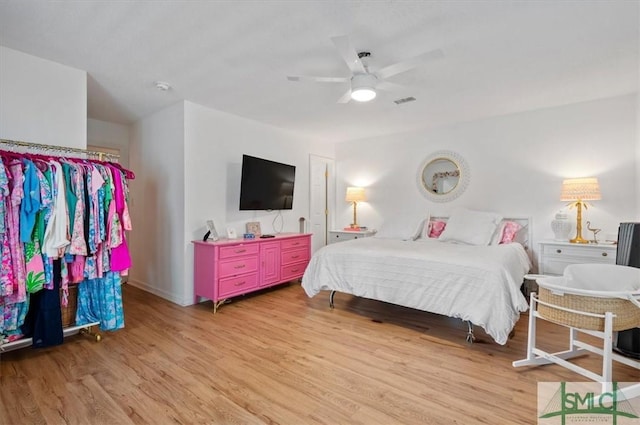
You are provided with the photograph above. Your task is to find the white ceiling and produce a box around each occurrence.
[0,1,637,143]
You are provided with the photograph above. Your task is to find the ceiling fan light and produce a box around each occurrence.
[350,74,377,102]
[351,88,376,102]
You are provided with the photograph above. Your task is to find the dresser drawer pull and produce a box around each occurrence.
[290,268,299,273]
[291,255,299,259]
[291,242,300,246]
[234,281,246,286]
[234,264,246,269]
[556,249,562,254]
[235,249,247,254]
[602,252,608,257]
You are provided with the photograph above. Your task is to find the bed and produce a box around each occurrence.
[301,211,532,345]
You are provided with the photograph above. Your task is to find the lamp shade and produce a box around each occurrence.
[560,177,601,201]
[345,187,366,202]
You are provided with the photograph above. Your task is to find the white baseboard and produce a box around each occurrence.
[125,279,194,307]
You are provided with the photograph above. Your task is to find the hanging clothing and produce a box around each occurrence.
[42,161,70,259]
[19,159,41,242]
[21,259,64,348]
[0,149,133,345]
[76,271,124,331]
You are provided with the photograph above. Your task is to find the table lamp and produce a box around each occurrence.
[345,187,366,229]
[560,177,601,244]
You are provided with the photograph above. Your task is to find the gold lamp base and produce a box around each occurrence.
[569,200,589,244]
[570,235,590,244]
[350,202,359,228]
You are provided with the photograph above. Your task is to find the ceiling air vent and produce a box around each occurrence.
[393,96,416,105]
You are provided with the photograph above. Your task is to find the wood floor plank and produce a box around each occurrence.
[1,283,638,425]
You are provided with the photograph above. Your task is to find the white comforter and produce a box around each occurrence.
[301,237,531,345]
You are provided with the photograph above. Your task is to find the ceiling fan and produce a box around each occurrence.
[287,35,444,103]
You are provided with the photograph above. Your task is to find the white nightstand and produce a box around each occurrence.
[328,229,377,244]
[538,240,617,276]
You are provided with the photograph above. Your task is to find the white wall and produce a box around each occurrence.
[183,101,333,305]
[128,100,334,306]
[87,118,130,168]
[0,46,86,148]
[336,94,638,268]
[128,102,185,303]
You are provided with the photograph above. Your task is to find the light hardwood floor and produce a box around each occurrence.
[0,283,638,424]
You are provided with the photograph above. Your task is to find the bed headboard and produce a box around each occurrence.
[430,215,532,253]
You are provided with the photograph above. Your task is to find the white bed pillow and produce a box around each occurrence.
[438,208,503,246]
[375,215,427,240]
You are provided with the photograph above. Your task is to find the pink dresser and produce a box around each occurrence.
[193,233,311,312]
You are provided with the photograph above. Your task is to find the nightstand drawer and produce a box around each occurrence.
[328,230,377,244]
[539,241,617,276]
[542,244,615,261]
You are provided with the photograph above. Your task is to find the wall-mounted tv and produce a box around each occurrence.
[239,154,296,210]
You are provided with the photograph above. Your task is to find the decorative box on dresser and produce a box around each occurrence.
[193,233,311,312]
[538,240,617,276]
[328,229,377,244]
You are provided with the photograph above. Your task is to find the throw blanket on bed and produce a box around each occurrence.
[302,238,531,344]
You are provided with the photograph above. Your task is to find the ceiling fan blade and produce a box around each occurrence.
[337,89,352,104]
[376,81,407,92]
[376,49,444,80]
[287,75,348,83]
[331,35,366,74]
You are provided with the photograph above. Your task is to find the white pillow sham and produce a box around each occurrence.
[438,208,503,246]
[375,215,427,240]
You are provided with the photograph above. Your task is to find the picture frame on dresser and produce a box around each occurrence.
[246,221,261,236]
[205,220,219,242]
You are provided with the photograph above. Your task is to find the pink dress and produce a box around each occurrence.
[109,167,131,272]
[5,160,26,304]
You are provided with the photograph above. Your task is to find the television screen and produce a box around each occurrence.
[239,155,296,210]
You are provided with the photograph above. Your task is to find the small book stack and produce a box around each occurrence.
[343,226,367,231]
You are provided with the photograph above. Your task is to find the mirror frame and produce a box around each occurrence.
[416,150,470,203]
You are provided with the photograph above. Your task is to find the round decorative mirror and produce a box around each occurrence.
[416,150,470,202]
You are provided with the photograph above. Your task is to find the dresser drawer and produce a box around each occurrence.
[281,247,309,265]
[281,262,307,281]
[281,238,309,251]
[219,256,259,278]
[219,273,259,297]
[219,244,259,259]
[542,244,615,261]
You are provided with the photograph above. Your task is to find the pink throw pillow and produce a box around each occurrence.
[429,220,447,238]
[500,221,522,244]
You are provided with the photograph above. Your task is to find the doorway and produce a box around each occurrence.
[309,155,335,254]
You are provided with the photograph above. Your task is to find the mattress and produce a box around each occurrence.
[301,237,531,344]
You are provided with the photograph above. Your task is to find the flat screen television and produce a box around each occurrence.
[239,154,296,210]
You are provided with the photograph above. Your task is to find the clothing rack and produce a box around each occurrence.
[0,138,120,162]
[0,141,132,355]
